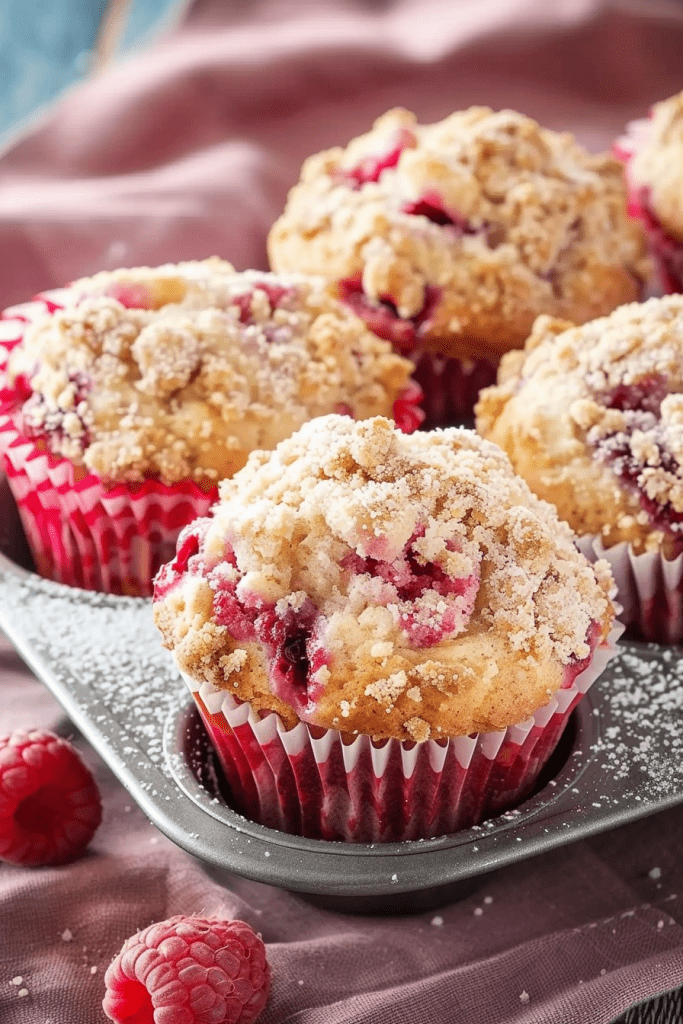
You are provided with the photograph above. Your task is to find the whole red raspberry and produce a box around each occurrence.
[102,915,271,1024]
[0,729,102,866]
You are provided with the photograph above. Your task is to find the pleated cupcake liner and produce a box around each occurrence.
[409,349,497,427]
[577,534,683,643]
[0,416,217,595]
[179,625,621,843]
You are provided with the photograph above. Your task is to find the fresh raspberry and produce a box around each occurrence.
[0,729,102,866]
[103,915,270,1024]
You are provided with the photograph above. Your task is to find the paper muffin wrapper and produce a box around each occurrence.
[615,119,683,295]
[577,534,683,643]
[408,349,497,427]
[0,418,217,595]
[180,626,621,843]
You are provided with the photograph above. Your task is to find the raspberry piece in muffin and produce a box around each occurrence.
[269,107,649,424]
[154,415,615,742]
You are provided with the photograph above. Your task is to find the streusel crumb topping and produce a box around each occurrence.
[7,259,414,487]
[154,415,614,740]
[629,91,683,241]
[268,107,648,360]
[477,295,683,554]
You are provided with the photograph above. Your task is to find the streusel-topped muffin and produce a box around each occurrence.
[0,260,418,595]
[7,259,417,487]
[616,91,683,292]
[154,415,617,840]
[477,295,683,640]
[269,107,649,424]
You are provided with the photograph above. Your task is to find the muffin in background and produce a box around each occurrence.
[269,106,649,425]
[154,414,617,842]
[615,92,683,294]
[476,295,683,642]
[0,260,420,596]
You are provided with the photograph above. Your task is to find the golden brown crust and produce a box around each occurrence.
[154,415,615,740]
[7,260,414,487]
[269,107,648,360]
[476,296,683,555]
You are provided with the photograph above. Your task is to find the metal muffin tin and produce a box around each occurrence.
[2,486,683,914]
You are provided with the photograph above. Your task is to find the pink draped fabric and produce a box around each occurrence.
[2,1,683,1021]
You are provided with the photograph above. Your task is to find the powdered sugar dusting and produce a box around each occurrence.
[0,573,183,784]
[590,643,683,800]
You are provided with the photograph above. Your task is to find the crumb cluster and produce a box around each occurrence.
[629,91,683,241]
[6,259,413,487]
[269,107,648,361]
[477,295,683,554]
[154,415,614,740]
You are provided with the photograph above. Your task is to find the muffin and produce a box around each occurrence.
[615,92,683,293]
[476,295,683,641]
[154,414,617,842]
[268,106,649,425]
[0,259,420,596]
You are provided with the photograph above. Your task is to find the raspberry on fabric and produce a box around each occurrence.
[102,915,271,1024]
[0,729,102,867]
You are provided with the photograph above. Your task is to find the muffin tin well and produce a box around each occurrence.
[2,485,683,913]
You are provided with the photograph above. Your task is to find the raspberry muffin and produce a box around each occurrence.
[0,260,419,595]
[154,414,617,842]
[269,106,649,425]
[615,91,683,293]
[476,295,683,641]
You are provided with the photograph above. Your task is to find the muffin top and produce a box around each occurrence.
[268,107,648,361]
[628,91,683,241]
[154,415,614,741]
[5,259,415,488]
[476,295,683,555]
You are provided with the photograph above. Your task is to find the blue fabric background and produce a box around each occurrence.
[0,0,184,146]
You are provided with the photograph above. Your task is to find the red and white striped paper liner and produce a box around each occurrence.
[180,625,621,843]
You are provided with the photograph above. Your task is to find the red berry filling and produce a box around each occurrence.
[632,186,683,293]
[21,369,93,451]
[0,729,102,867]
[102,914,270,1024]
[155,523,330,717]
[104,282,154,309]
[392,381,425,433]
[153,520,209,601]
[230,283,294,327]
[339,275,441,355]
[561,620,601,689]
[335,126,416,188]
[343,530,479,647]
[591,376,683,540]
[401,191,478,235]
